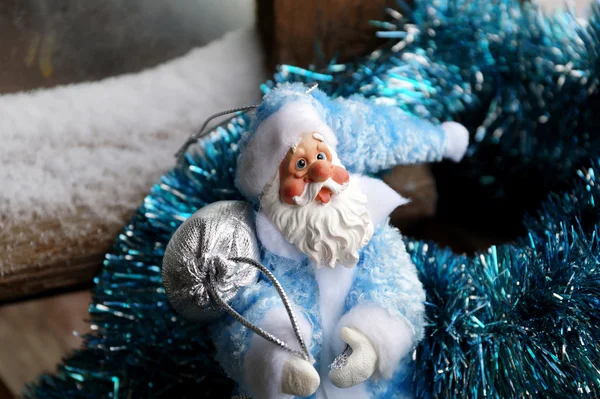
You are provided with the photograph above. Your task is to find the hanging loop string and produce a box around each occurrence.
[174,82,319,160]
[174,105,259,160]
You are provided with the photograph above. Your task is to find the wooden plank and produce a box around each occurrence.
[382,164,438,231]
[0,255,101,302]
[0,212,122,302]
[0,379,14,399]
[0,290,91,397]
[258,0,395,69]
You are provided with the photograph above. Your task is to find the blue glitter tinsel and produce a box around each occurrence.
[25,0,600,398]
[408,162,600,398]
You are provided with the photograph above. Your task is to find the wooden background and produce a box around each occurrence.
[257,0,393,69]
[0,291,91,398]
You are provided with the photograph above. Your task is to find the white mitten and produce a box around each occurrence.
[329,327,377,388]
[243,306,318,399]
[441,121,469,162]
[281,356,321,396]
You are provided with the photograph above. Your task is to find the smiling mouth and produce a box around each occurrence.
[316,187,333,204]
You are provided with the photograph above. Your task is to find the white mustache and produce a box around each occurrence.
[292,178,348,206]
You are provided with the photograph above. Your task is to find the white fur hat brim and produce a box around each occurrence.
[236,101,337,201]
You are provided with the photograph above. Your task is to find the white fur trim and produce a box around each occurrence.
[315,266,370,399]
[356,174,410,227]
[236,101,338,200]
[334,304,415,379]
[441,121,469,162]
[255,210,304,261]
[315,265,357,376]
[315,266,357,338]
[243,306,314,399]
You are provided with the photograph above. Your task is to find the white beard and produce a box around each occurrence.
[260,172,374,268]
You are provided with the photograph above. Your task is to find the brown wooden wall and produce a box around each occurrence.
[257,0,395,69]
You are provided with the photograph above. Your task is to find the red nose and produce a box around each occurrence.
[308,160,331,183]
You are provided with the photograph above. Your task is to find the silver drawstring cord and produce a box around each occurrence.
[207,256,310,362]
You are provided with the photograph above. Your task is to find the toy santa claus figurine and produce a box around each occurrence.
[164,82,469,398]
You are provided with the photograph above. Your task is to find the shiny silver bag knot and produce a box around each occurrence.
[162,200,310,360]
[162,200,261,322]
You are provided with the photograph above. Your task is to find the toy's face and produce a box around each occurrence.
[262,131,373,268]
[278,132,349,205]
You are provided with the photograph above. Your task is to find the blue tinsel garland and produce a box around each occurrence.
[25,0,600,398]
[409,163,600,398]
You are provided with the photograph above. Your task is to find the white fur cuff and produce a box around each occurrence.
[243,306,313,399]
[334,304,415,379]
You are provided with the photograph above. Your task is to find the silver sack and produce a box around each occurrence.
[162,200,261,322]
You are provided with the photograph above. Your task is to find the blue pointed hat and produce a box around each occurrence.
[235,83,338,202]
[235,82,470,203]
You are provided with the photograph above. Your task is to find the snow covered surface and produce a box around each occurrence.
[0,27,268,232]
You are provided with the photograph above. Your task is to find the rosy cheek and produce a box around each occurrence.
[279,178,306,205]
[331,166,349,184]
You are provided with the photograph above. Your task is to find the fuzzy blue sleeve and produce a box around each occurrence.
[346,223,426,341]
[317,91,447,175]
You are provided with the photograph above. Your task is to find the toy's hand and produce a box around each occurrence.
[441,121,469,162]
[281,356,320,397]
[329,327,377,388]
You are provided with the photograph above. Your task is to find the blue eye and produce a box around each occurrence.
[316,152,326,161]
[296,159,307,170]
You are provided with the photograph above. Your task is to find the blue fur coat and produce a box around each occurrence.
[208,82,466,398]
[210,177,425,399]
